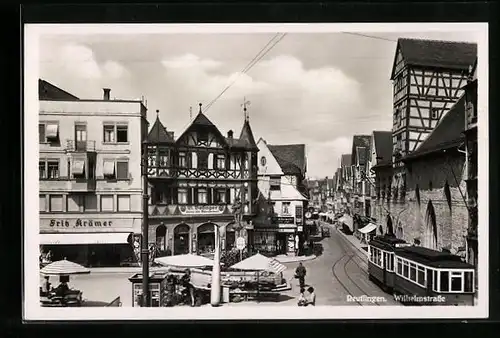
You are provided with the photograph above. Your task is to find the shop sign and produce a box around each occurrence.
[273,216,294,224]
[49,219,113,228]
[305,220,314,226]
[278,228,295,233]
[179,205,225,215]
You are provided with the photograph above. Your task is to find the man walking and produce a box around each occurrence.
[295,262,307,289]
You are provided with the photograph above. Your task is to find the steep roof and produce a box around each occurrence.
[268,144,306,176]
[147,116,175,144]
[391,38,477,79]
[373,131,393,165]
[341,154,351,167]
[403,95,466,161]
[356,146,369,166]
[238,120,259,151]
[39,79,79,101]
[351,135,371,165]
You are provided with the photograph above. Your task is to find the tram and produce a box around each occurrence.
[368,235,410,292]
[368,237,476,305]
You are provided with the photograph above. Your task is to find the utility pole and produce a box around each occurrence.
[141,138,150,306]
[210,223,221,306]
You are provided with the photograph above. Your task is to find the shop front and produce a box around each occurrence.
[39,216,141,267]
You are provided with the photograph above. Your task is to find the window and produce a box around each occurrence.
[117,125,128,143]
[431,108,439,119]
[216,154,225,169]
[403,261,409,278]
[67,194,84,212]
[198,189,208,204]
[282,202,290,215]
[103,160,115,179]
[433,270,438,291]
[39,160,60,179]
[39,195,46,212]
[39,122,59,143]
[178,188,188,204]
[49,195,63,212]
[100,195,114,212]
[270,176,281,191]
[197,152,208,169]
[440,271,449,292]
[450,272,463,292]
[464,271,474,292]
[397,258,403,274]
[417,267,426,286]
[103,125,115,143]
[103,124,128,143]
[85,195,98,211]
[215,189,226,204]
[178,153,187,168]
[118,195,131,212]
[116,161,129,179]
[409,263,417,281]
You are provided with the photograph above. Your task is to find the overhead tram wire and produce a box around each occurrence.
[341,32,397,43]
[202,33,287,114]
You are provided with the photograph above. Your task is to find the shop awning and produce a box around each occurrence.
[40,232,132,245]
[358,223,377,234]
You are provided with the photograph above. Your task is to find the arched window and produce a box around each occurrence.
[155,224,167,251]
[424,200,438,250]
[173,223,190,255]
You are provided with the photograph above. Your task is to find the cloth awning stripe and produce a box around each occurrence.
[40,259,90,275]
[103,161,115,176]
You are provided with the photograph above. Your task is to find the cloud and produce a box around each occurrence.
[58,44,102,79]
[102,60,129,79]
[162,53,222,71]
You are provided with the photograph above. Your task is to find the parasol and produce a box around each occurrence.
[230,253,286,273]
[154,253,214,268]
[40,258,90,276]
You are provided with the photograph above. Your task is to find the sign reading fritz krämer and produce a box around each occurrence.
[50,219,113,228]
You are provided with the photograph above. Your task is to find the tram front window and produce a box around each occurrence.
[464,271,474,292]
[451,272,463,292]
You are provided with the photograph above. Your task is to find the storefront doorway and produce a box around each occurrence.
[173,223,190,255]
[197,223,216,255]
[156,224,167,252]
[276,233,287,255]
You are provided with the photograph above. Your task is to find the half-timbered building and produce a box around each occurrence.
[350,135,371,217]
[146,105,259,257]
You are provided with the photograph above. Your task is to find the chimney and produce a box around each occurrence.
[103,88,111,100]
[227,130,234,139]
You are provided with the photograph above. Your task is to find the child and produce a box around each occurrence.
[297,288,307,306]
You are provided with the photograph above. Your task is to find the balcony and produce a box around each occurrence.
[69,178,96,191]
[66,140,96,152]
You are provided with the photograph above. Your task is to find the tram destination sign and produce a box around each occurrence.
[50,219,113,228]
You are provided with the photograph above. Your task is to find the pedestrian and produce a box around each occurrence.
[305,286,316,306]
[297,287,306,306]
[295,262,307,289]
[41,276,51,295]
[181,269,195,307]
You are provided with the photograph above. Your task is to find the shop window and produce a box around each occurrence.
[85,195,98,211]
[118,195,131,212]
[178,189,188,204]
[39,195,46,212]
[67,194,84,212]
[49,195,63,212]
[100,195,114,212]
[440,271,449,292]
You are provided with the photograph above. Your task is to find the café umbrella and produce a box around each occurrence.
[154,254,214,268]
[40,258,90,276]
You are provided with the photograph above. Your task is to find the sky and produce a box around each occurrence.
[38,28,481,179]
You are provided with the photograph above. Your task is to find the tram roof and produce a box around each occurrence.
[369,235,408,251]
[396,246,474,269]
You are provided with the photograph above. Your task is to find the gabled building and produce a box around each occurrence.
[255,139,308,256]
[350,135,371,217]
[146,104,259,256]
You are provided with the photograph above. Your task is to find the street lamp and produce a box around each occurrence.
[210,222,222,307]
[141,139,150,307]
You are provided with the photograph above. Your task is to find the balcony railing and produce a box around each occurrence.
[147,166,251,180]
[66,140,96,152]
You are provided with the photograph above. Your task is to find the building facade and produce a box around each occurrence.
[146,106,259,257]
[255,139,308,256]
[39,81,146,267]
[350,135,371,220]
